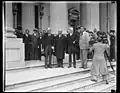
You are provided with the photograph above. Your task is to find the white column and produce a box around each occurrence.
[80,3,99,31]
[5,2,25,70]
[50,2,68,34]
[5,2,13,28]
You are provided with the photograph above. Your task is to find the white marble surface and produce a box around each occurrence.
[5,61,116,85]
[5,37,25,70]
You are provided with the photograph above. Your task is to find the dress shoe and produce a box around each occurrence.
[91,79,97,82]
[45,66,48,69]
[83,66,87,69]
[74,66,76,68]
[61,66,64,68]
[68,66,71,68]
[79,66,83,68]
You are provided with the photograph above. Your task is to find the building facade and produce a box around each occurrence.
[4,1,117,69]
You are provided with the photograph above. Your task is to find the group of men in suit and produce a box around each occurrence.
[14,26,116,69]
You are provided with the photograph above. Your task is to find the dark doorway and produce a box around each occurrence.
[34,5,39,29]
[17,3,22,30]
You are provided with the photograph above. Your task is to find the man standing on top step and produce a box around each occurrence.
[79,26,90,69]
[43,27,54,68]
[54,29,66,68]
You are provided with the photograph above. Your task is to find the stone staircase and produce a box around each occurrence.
[5,61,116,92]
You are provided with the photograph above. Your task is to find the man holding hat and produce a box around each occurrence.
[54,29,66,68]
[43,27,54,68]
[67,27,77,68]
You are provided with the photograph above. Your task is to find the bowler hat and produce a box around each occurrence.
[33,28,38,31]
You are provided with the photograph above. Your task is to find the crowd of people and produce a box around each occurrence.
[14,26,116,84]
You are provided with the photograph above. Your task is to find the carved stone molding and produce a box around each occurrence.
[5,27,17,38]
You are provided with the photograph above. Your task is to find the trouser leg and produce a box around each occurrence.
[69,53,72,67]
[38,48,41,60]
[73,53,76,68]
[48,47,52,67]
[61,59,63,67]
[45,47,48,68]
[57,59,60,67]
[83,49,88,68]
[59,59,63,67]
[80,49,84,67]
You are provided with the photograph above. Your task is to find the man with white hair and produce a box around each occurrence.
[67,27,77,68]
[54,29,66,68]
[79,26,90,69]
[43,27,54,68]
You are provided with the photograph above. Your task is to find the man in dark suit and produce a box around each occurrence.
[23,29,31,61]
[31,28,39,60]
[37,31,43,61]
[67,27,77,68]
[54,29,66,68]
[75,27,81,60]
[43,27,54,68]
[109,30,115,62]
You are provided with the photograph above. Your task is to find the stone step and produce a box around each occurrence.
[100,85,116,92]
[6,62,115,86]
[34,70,115,92]
[6,54,70,71]
[69,76,115,92]
[6,60,83,72]
[43,68,116,92]
[5,66,115,92]
[5,61,92,86]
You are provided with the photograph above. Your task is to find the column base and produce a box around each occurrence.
[4,28,25,70]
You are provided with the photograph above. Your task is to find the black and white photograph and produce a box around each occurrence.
[3,1,117,92]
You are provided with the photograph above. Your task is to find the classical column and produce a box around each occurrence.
[50,2,68,34]
[5,2,16,38]
[5,2,25,70]
[5,2,13,28]
[80,3,99,31]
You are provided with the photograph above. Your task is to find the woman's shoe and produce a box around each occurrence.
[105,80,109,84]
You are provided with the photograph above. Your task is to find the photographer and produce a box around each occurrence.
[89,32,109,84]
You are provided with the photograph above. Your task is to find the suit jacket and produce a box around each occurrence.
[31,34,38,48]
[110,34,115,47]
[79,31,90,49]
[67,33,78,53]
[55,34,66,59]
[37,36,43,50]
[23,34,31,44]
[42,33,54,49]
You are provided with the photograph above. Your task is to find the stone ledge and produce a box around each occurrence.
[5,27,17,38]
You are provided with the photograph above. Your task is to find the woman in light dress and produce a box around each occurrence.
[89,37,109,84]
